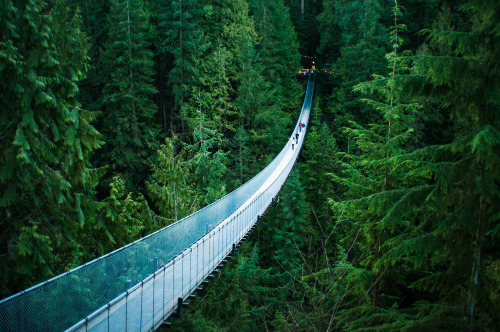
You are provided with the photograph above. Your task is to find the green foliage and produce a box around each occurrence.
[283,0,322,56]
[158,0,205,133]
[147,137,197,222]
[73,0,110,113]
[318,0,390,143]
[323,1,500,330]
[300,103,340,222]
[169,241,287,332]
[83,175,150,258]
[184,95,228,206]
[248,0,303,113]
[0,0,103,296]
[97,0,160,190]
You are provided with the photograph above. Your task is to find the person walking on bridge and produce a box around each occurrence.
[295,131,299,144]
[291,136,295,150]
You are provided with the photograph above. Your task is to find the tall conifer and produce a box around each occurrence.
[328,1,500,329]
[0,0,103,296]
[158,0,204,135]
[147,137,197,222]
[98,0,159,190]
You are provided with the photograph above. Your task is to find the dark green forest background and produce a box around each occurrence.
[1,0,499,330]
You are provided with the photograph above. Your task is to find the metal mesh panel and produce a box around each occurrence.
[109,295,127,332]
[140,277,154,331]
[87,306,108,332]
[152,272,164,324]
[0,77,314,332]
[125,287,141,332]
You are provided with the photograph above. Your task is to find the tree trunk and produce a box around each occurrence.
[127,0,137,140]
[179,0,186,139]
[468,196,485,330]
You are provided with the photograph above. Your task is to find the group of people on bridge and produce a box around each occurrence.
[291,122,306,150]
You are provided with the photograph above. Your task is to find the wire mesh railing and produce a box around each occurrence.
[0,76,314,332]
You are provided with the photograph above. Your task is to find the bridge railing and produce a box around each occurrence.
[0,76,314,332]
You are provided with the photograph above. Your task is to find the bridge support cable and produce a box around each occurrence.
[0,76,314,332]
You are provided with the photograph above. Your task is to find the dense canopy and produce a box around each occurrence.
[0,0,498,330]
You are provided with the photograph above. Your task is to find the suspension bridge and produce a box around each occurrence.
[0,75,315,332]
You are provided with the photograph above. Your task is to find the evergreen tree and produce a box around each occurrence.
[97,0,159,191]
[273,169,309,272]
[406,1,500,328]
[0,0,103,296]
[158,0,204,135]
[73,0,110,114]
[232,125,252,187]
[327,1,500,329]
[185,91,228,206]
[232,0,289,178]
[317,0,390,143]
[248,0,303,113]
[300,103,340,224]
[283,0,322,56]
[83,175,151,258]
[147,136,197,223]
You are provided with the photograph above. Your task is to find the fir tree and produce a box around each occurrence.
[248,0,303,113]
[158,0,204,135]
[406,1,500,328]
[97,0,159,190]
[147,136,197,223]
[328,1,500,329]
[0,0,104,296]
[185,90,228,206]
[84,175,151,258]
[317,0,390,144]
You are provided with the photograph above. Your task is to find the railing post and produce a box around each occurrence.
[177,297,183,317]
[108,303,110,332]
[189,247,192,290]
[152,272,156,330]
[125,290,128,332]
[181,252,185,297]
[162,266,166,320]
[140,281,143,330]
[172,260,175,307]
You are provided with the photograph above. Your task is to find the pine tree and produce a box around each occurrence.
[83,175,150,258]
[317,0,390,143]
[0,0,104,296]
[97,0,159,191]
[73,0,110,114]
[233,0,289,177]
[248,0,303,113]
[326,2,432,328]
[328,1,500,329]
[300,103,340,224]
[147,136,197,223]
[406,2,500,328]
[158,0,204,135]
[184,90,228,206]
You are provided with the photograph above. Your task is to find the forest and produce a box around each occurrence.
[0,0,499,330]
